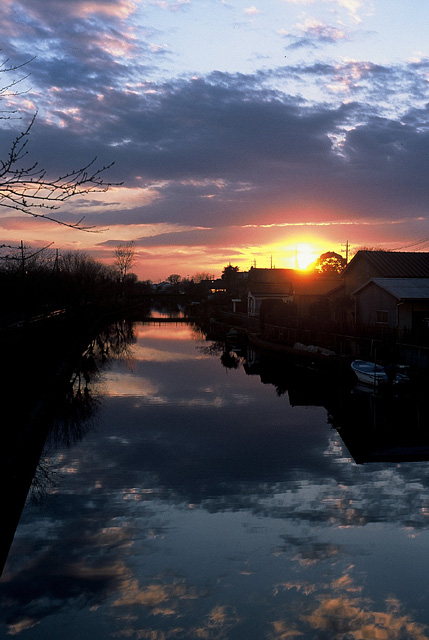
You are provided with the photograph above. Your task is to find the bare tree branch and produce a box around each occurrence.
[0,56,120,231]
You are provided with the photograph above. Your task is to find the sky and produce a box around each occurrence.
[1,0,429,280]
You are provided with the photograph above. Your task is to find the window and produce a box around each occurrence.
[376,310,388,324]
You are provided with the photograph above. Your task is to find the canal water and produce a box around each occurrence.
[2,319,429,639]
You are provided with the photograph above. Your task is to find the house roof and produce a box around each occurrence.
[354,278,429,300]
[343,251,429,278]
[293,274,341,296]
[248,268,295,285]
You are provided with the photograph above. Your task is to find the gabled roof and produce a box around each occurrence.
[343,251,429,278]
[354,278,429,300]
[248,268,294,285]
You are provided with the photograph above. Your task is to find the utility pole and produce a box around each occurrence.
[54,248,59,272]
[342,240,349,264]
[20,240,25,275]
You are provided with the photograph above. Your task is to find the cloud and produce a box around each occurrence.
[149,0,191,10]
[1,61,429,245]
[244,5,261,15]
[1,65,429,253]
[0,0,428,275]
[281,0,373,22]
[327,0,373,23]
[284,18,349,49]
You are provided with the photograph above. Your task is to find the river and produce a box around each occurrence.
[1,318,429,639]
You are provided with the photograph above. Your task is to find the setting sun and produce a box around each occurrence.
[295,244,319,270]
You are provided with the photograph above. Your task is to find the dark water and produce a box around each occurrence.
[2,320,429,639]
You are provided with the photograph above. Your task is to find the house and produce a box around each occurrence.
[210,278,227,294]
[246,268,341,318]
[247,268,294,317]
[353,278,429,334]
[342,250,429,296]
[292,272,342,316]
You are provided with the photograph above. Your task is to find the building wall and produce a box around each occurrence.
[248,292,257,317]
[401,302,429,332]
[344,257,380,296]
[355,283,399,328]
[247,293,293,317]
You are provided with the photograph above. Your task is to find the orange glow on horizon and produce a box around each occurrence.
[259,240,326,272]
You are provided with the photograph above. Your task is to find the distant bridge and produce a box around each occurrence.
[139,316,192,323]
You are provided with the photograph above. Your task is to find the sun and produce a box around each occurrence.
[296,243,318,270]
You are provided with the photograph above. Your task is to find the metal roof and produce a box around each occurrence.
[355,278,429,300]
[344,251,429,278]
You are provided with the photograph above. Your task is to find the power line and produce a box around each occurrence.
[390,236,429,251]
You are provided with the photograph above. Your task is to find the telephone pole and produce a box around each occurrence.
[342,240,349,264]
[20,240,25,275]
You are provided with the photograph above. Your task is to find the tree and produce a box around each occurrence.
[0,240,55,274]
[0,57,117,230]
[167,274,181,286]
[192,272,212,283]
[352,246,389,255]
[313,252,346,274]
[114,241,136,282]
[221,264,240,293]
[221,264,239,281]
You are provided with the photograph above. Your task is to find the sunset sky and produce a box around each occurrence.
[1,0,429,280]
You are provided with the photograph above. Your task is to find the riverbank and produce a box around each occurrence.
[203,310,429,382]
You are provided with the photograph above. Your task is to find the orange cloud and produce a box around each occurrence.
[75,0,138,19]
[304,594,428,639]
[271,570,429,640]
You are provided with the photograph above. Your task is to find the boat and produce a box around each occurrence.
[393,364,411,384]
[351,360,389,386]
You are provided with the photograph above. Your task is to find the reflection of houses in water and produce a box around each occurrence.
[240,342,429,465]
[327,387,429,464]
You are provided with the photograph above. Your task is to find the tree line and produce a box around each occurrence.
[0,241,148,329]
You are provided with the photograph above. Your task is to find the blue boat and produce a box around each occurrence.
[351,360,389,386]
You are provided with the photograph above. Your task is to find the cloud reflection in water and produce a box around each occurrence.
[1,322,429,639]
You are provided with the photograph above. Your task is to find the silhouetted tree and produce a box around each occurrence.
[167,274,181,286]
[59,250,116,306]
[352,246,389,255]
[221,264,240,293]
[313,252,346,274]
[114,241,136,282]
[0,241,55,274]
[222,264,239,280]
[192,272,212,283]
